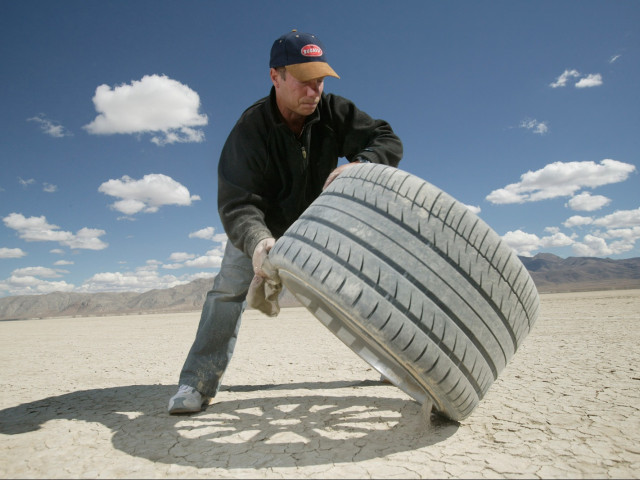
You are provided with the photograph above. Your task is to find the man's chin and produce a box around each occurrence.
[299,104,318,114]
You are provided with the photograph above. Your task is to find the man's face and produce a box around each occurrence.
[272,68,325,118]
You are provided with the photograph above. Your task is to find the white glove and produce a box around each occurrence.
[252,237,276,278]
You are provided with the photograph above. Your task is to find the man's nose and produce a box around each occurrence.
[306,81,321,95]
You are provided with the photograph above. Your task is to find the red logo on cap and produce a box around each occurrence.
[301,44,323,57]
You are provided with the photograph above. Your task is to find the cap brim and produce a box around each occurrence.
[286,62,340,82]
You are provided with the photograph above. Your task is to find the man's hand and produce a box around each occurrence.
[252,237,276,278]
[323,161,369,191]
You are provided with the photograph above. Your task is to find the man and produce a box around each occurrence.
[168,30,402,414]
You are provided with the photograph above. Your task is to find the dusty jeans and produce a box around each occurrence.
[178,241,254,397]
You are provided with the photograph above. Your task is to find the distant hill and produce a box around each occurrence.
[1,254,638,320]
[0,277,302,321]
[519,253,640,293]
[0,278,214,321]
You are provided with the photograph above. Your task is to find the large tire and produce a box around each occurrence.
[268,164,539,421]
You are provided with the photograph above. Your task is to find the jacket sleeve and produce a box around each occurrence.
[327,94,403,167]
[217,122,274,259]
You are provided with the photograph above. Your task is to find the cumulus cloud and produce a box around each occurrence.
[592,207,640,228]
[523,207,640,257]
[12,266,66,278]
[502,229,574,257]
[27,113,73,138]
[188,226,228,243]
[78,260,213,293]
[43,183,58,193]
[83,74,208,145]
[566,192,611,212]
[563,215,593,228]
[462,204,481,215]
[519,118,548,135]
[0,265,74,296]
[53,260,74,266]
[183,248,224,269]
[0,276,74,296]
[18,177,36,187]
[18,178,58,193]
[486,159,635,205]
[571,226,639,257]
[2,213,108,250]
[98,173,200,215]
[575,73,603,88]
[549,69,580,88]
[163,228,228,271]
[572,234,616,257]
[168,252,196,262]
[0,247,27,259]
[549,69,602,88]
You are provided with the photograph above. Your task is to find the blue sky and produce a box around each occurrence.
[1,1,638,297]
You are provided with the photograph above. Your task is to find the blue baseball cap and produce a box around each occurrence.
[270,30,340,82]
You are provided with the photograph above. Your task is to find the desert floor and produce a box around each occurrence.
[1,289,639,479]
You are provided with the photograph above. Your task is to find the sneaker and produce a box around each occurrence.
[168,385,209,414]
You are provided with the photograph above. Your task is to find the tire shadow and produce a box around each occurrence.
[0,382,458,469]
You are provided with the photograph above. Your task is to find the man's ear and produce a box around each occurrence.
[270,68,280,88]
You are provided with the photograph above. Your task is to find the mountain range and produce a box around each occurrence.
[1,253,638,321]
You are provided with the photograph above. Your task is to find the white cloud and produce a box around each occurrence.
[43,183,58,193]
[162,230,227,271]
[609,54,621,64]
[18,177,36,187]
[189,226,216,240]
[572,234,616,257]
[0,276,75,296]
[163,243,225,270]
[592,207,640,228]
[602,227,640,254]
[98,173,201,215]
[184,248,224,269]
[563,215,593,228]
[169,252,196,262]
[78,260,213,293]
[0,265,74,295]
[67,227,110,250]
[501,229,574,257]
[566,192,611,212]
[183,255,223,269]
[549,69,580,88]
[571,232,636,257]
[486,159,636,204]
[83,74,208,145]
[0,247,27,259]
[462,204,481,215]
[549,69,602,89]
[2,213,108,250]
[53,260,74,266]
[27,113,73,138]
[575,73,603,88]
[161,263,183,270]
[151,127,205,146]
[12,266,65,278]
[519,118,548,135]
[188,227,227,243]
[561,208,640,256]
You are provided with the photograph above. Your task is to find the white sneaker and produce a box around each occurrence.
[168,385,209,414]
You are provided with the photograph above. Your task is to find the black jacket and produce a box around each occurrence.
[218,87,403,258]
